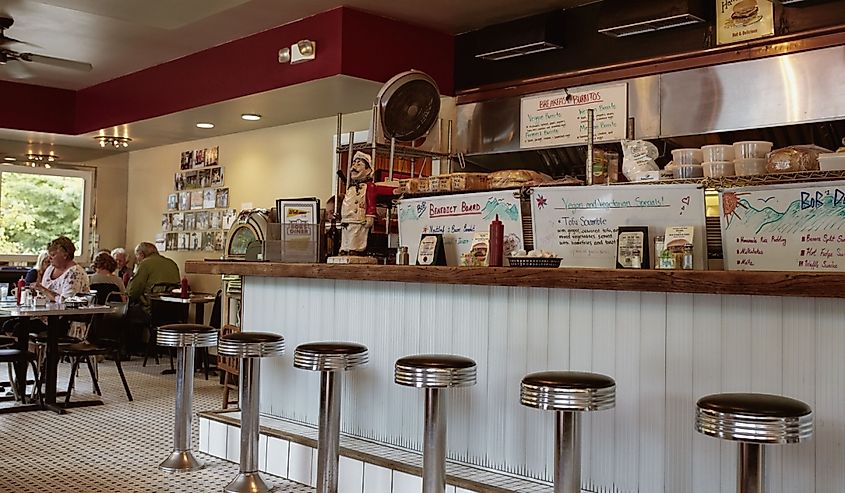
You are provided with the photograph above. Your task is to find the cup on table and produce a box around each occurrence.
[0,284,8,299]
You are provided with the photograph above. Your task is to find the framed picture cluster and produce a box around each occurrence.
[159,146,235,252]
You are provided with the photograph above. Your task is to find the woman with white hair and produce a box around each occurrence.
[111,247,131,285]
[24,251,50,284]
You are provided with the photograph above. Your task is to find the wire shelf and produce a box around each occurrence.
[336,141,451,161]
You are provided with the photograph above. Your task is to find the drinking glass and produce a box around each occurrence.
[0,284,8,299]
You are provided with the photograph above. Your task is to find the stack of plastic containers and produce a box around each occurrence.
[671,149,704,179]
[733,141,772,176]
[701,145,735,178]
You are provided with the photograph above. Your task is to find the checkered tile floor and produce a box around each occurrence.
[0,359,313,493]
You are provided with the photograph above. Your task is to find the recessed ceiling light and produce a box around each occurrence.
[196,122,215,129]
[3,157,15,161]
[241,113,261,121]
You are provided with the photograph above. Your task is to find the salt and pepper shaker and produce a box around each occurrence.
[396,246,409,265]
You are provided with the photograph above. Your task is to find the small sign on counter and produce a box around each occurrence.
[520,83,627,150]
[720,181,845,272]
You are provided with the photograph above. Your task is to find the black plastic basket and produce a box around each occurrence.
[506,257,562,268]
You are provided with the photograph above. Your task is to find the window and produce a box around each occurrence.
[0,166,93,261]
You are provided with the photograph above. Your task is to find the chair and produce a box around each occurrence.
[143,282,186,368]
[61,293,133,403]
[217,324,241,409]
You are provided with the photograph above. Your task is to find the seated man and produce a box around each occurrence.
[126,242,180,352]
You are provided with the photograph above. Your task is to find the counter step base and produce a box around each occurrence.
[198,410,570,493]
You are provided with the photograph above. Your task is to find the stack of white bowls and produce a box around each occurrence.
[671,149,704,179]
[701,145,735,178]
[733,141,772,176]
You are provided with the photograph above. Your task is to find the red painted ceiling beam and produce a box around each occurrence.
[0,7,454,136]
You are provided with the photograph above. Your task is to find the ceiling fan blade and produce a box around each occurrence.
[22,52,92,72]
[1,59,34,79]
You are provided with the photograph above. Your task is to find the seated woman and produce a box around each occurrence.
[32,236,90,302]
[24,251,50,284]
[89,251,126,295]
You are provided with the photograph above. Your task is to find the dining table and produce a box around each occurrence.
[0,299,117,414]
[150,292,216,377]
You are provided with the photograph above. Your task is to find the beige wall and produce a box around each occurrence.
[125,111,371,294]
[87,153,129,257]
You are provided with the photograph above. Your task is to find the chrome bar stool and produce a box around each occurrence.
[294,342,368,493]
[218,332,286,493]
[520,371,616,493]
[157,324,218,472]
[395,354,477,493]
[696,393,813,493]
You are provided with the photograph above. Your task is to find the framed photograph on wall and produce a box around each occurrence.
[185,171,198,189]
[191,191,203,210]
[178,233,187,250]
[209,211,222,229]
[161,214,171,232]
[198,169,210,188]
[167,194,178,211]
[202,232,216,251]
[184,212,196,230]
[171,213,184,231]
[203,189,216,209]
[196,211,209,230]
[206,146,219,167]
[166,233,178,251]
[216,188,229,208]
[210,167,224,187]
[194,149,205,168]
[222,209,237,229]
[190,232,201,250]
[174,172,185,191]
[179,191,191,211]
[214,231,225,250]
[180,151,193,170]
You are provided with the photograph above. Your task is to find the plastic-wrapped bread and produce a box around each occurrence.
[766,145,830,173]
[488,169,553,189]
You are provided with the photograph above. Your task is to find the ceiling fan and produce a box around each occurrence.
[0,16,93,78]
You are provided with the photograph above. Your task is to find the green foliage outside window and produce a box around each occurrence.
[0,171,85,255]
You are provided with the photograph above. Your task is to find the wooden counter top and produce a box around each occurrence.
[186,260,844,299]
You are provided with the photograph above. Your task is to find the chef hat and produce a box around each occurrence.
[352,151,372,167]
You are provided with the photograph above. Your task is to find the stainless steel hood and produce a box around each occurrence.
[455,44,845,174]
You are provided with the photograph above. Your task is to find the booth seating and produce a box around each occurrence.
[520,371,616,493]
[157,324,218,472]
[395,354,477,493]
[696,393,814,493]
[294,342,368,493]
[218,332,285,493]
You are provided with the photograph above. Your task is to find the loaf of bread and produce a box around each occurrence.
[488,169,553,189]
[766,146,829,173]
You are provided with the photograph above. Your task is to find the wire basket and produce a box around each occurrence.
[507,257,562,268]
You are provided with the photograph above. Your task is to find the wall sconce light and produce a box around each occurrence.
[94,135,132,148]
[278,39,316,64]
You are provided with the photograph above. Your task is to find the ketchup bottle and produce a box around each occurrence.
[16,277,25,305]
[180,277,190,299]
[489,214,504,267]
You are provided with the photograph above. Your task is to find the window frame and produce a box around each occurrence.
[0,165,95,264]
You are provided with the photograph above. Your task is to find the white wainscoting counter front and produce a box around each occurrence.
[187,261,844,492]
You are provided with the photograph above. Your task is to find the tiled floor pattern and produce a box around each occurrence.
[0,359,312,493]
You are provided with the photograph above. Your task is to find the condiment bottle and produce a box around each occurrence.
[15,277,25,305]
[682,245,694,270]
[396,246,409,265]
[180,277,190,299]
[489,214,504,267]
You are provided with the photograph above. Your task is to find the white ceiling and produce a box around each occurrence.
[0,0,594,163]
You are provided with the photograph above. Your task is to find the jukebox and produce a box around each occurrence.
[221,209,275,326]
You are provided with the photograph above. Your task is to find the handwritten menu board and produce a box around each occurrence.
[531,184,707,269]
[520,83,627,150]
[398,190,524,266]
[721,181,845,272]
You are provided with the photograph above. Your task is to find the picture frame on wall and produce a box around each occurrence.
[191,191,204,210]
[166,233,178,251]
[214,231,225,250]
[190,232,200,250]
[209,211,222,229]
[194,149,205,169]
[203,189,216,209]
[184,212,196,231]
[178,233,188,250]
[171,213,184,231]
[210,167,224,187]
[203,232,216,251]
[185,171,198,189]
[196,211,209,230]
[216,188,229,208]
[179,192,191,211]
[180,151,193,170]
[161,214,171,232]
[199,169,210,188]
[222,209,237,229]
[167,194,178,211]
[174,172,185,191]
[206,146,219,167]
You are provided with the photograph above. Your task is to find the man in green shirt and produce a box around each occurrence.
[127,242,181,313]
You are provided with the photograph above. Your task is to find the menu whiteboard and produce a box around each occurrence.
[530,184,707,269]
[721,181,845,272]
[520,83,627,149]
[398,190,524,266]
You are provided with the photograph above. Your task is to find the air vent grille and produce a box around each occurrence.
[599,13,705,37]
[476,41,563,61]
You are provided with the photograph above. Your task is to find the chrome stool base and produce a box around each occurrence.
[159,450,203,472]
[224,472,275,493]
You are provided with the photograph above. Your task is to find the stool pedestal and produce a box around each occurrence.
[395,354,477,493]
[294,341,368,493]
[157,325,218,472]
[219,332,286,493]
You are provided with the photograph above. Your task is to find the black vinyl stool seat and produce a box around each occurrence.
[294,342,368,493]
[218,332,285,493]
[157,324,218,472]
[394,354,477,493]
[520,371,616,493]
[695,393,813,493]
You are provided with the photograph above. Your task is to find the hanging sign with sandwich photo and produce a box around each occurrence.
[716,0,774,45]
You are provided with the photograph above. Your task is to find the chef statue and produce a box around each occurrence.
[338,151,377,257]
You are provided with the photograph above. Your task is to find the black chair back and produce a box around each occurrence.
[149,282,188,327]
[90,283,121,305]
[209,290,222,330]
